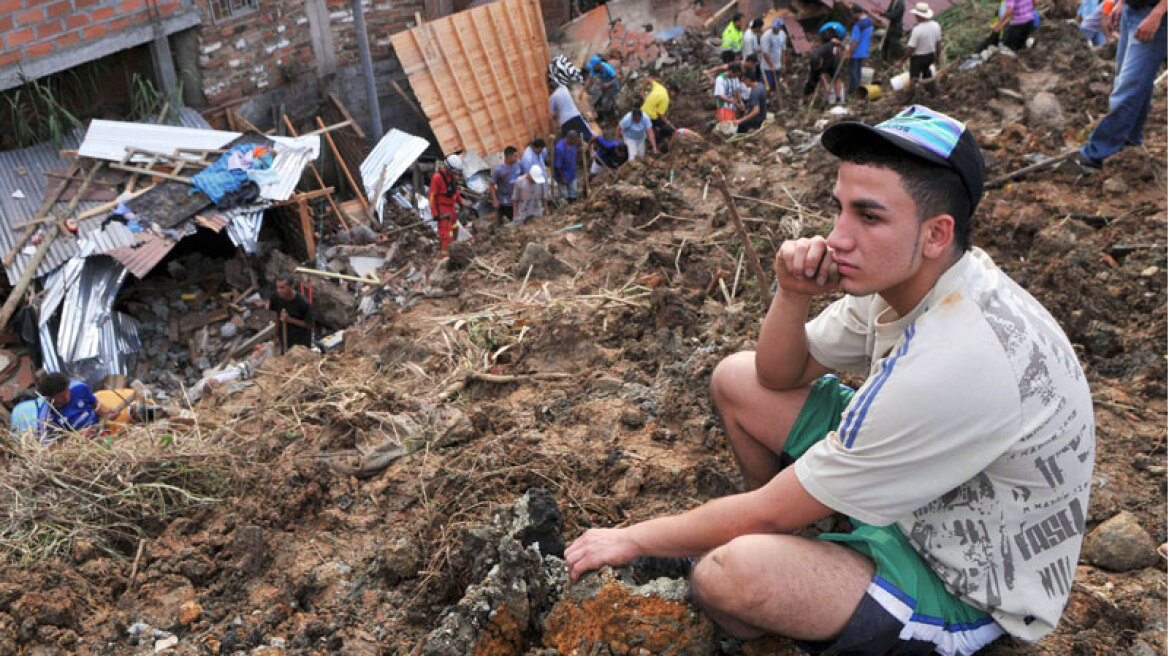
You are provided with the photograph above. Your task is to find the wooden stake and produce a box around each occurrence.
[389,79,428,123]
[314,115,369,221]
[282,114,351,231]
[713,168,772,307]
[0,225,60,329]
[985,151,1078,188]
[327,92,366,139]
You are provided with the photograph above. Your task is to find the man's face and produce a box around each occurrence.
[826,162,931,302]
[51,389,70,407]
[276,280,295,300]
[505,152,519,166]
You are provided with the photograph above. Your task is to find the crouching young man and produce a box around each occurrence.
[566,106,1095,654]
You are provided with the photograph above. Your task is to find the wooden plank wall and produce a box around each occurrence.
[391,0,554,156]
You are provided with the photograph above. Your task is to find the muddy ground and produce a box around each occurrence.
[1,18,1164,656]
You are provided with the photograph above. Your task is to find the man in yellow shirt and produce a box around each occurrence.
[641,77,679,147]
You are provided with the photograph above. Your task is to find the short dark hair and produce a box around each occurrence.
[852,5,864,14]
[834,142,974,252]
[730,12,743,21]
[36,372,70,397]
[745,54,758,64]
[532,138,546,149]
[666,81,679,92]
[504,146,517,157]
[631,108,643,121]
[276,272,295,286]
[751,18,764,28]
[728,62,742,73]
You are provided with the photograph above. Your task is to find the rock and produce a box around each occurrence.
[514,243,570,278]
[1082,511,1160,571]
[1140,265,1159,278]
[1025,91,1064,128]
[620,407,646,429]
[177,600,202,627]
[502,488,565,558]
[1103,176,1129,194]
[226,526,267,575]
[308,277,358,330]
[446,241,474,269]
[543,568,715,655]
[380,538,422,587]
[593,376,624,394]
[220,322,238,339]
[154,634,179,652]
[433,406,476,447]
[71,539,97,564]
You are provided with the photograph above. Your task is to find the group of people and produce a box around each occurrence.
[714,15,788,129]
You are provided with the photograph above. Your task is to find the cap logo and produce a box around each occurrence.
[875,105,965,160]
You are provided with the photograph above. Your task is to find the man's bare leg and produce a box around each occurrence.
[710,351,814,489]
[690,534,875,640]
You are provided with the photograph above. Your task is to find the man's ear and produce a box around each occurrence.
[921,213,955,260]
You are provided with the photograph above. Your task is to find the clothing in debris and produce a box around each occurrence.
[1080,1,1167,168]
[192,143,274,206]
[513,175,545,223]
[738,84,768,133]
[270,291,313,351]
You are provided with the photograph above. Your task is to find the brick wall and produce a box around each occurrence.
[0,0,186,68]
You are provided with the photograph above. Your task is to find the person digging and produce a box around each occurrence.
[566,105,1094,655]
[269,273,314,355]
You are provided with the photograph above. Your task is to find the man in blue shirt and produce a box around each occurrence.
[489,146,523,223]
[553,131,582,203]
[35,372,112,440]
[585,55,620,119]
[845,6,875,97]
[617,108,658,160]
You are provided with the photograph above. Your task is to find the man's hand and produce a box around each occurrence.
[565,528,642,580]
[1106,0,1124,30]
[279,309,288,321]
[775,237,839,295]
[1135,5,1164,40]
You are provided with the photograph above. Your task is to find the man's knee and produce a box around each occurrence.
[710,351,756,406]
[691,534,773,612]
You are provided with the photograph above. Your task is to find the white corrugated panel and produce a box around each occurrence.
[360,129,430,223]
[79,119,321,161]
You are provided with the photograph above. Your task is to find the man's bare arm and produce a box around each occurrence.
[754,237,836,390]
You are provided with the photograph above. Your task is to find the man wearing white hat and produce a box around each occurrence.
[898,3,943,85]
[513,164,547,224]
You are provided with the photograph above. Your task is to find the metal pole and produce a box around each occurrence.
[350,0,384,139]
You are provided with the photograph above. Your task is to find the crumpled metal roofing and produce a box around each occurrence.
[0,108,212,284]
[222,205,268,254]
[78,120,320,202]
[360,129,430,223]
[38,255,138,385]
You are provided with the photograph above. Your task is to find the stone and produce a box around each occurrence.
[1103,176,1129,194]
[1140,265,1159,278]
[71,539,97,564]
[380,538,422,587]
[593,376,624,394]
[543,568,714,656]
[1025,91,1064,128]
[178,600,203,627]
[1081,511,1160,571]
[621,407,646,429]
[502,488,565,558]
[154,635,179,652]
[226,526,267,575]
[514,242,570,278]
[446,241,474,269]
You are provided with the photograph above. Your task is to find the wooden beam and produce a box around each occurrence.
[0,225,59,330]
[328,92,366,139]
[109,162,193,184]
[465,9,522,141]
[498,0,545,140]
[408,27,476,152]
[388,78,429,123]
[483,4,538,140]
[302,119,353,137]
[315,116,370,218]
[281,114,350,231]
[3,159,80,267]
[449,11,507,153]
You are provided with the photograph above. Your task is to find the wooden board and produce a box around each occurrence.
[391,0,554,156]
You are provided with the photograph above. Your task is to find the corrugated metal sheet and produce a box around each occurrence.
[360,129,430,223]
[0,109,212,284]
[56,256,128,364]
[221,205,268,253]
[105,232,180,279]
[79,119,320,166]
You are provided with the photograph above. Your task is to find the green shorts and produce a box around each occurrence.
[784,376,1003,654]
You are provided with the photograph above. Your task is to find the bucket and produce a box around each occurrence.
[858,84,883,100]
[890,72,911,91]
[861,66,875,85]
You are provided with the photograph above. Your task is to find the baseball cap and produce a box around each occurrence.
[528,164,546,185]
[586,55,602,68]
[771,18,784,28]
[821,105,986,214]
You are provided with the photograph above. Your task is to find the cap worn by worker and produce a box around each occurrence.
[911,2,934,18]
[528,165,546,185]
[772,18,784,28]
[821,105,986,214]
[587,55,602,68]
[819,21,846,38]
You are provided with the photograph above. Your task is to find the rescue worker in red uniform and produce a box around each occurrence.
[429,164,471,255]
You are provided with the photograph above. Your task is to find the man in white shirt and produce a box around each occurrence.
[742,18,764,58]
[759,18,788,97]
[548,80,593,140]
[566,106,1093,655]
[898,3,943,84]
[617,108,658,160]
